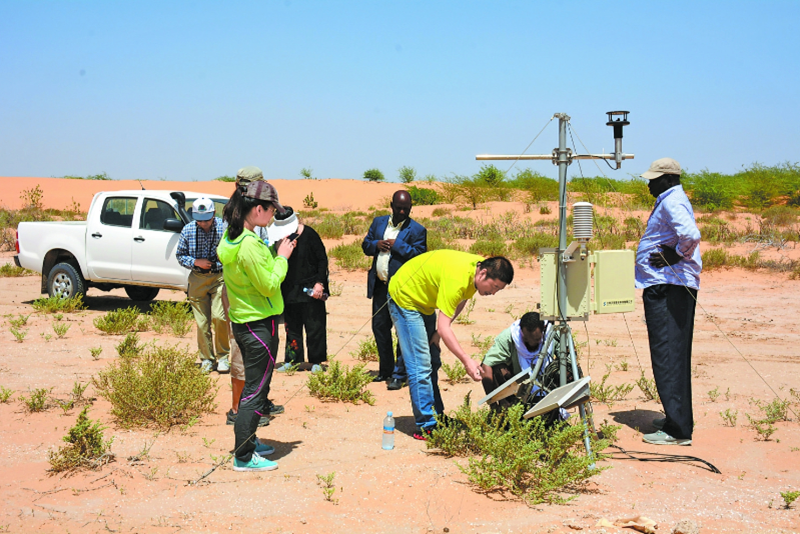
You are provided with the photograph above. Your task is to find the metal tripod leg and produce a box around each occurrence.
[566,330,595,467]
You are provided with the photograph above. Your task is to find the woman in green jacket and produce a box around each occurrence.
[217,179,295,472]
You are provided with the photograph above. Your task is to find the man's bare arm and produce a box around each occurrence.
[437,310,481,381]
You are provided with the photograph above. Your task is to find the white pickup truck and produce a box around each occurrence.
[14,190,228,302]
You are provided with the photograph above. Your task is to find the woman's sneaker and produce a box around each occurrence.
[254,441,275,457]
[216,357,230,374]
[233,455,278,472]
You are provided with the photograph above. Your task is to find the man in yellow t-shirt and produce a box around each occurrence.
[388,250,514,439]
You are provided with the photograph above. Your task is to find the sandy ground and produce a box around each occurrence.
[1,178,799,533]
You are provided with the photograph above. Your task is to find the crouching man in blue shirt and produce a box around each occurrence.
[636,158,702,446]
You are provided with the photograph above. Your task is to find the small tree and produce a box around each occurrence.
[398,166,417,183]
[300,168,314,179]
[363,168,385,182]
[476,164,505,186]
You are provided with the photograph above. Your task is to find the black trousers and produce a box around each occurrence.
[283,300,327,365]
[372,280,406,380]
[232,317,278,462]
[643,283,698,439]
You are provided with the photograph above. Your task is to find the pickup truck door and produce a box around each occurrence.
[86,196,136,281]
[130,198,190,287]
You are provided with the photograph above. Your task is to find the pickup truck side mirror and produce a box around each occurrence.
[163,218,185,232]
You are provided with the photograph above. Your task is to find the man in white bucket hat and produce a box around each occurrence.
[176,196,230,374]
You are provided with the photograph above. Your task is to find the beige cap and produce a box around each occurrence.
[236,166,264,187]
[641,157,682,180]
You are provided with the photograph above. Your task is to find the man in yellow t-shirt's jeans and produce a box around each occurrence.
[388,250,514,440]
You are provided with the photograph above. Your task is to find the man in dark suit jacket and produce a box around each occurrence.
[362,190,427,390]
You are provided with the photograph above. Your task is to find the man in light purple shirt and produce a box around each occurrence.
[635,157,702,446]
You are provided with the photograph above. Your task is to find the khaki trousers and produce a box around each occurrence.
[187,271,230,363]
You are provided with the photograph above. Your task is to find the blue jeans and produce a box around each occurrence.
[388,299,443,431]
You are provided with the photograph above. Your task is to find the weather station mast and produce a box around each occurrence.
[477,112,635,461]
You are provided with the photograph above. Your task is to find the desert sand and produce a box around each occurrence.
[1,177,799,534]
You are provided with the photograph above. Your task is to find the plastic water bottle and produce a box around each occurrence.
[382,411,395,450]
[303,287,329,301]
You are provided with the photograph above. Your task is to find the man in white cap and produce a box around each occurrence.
[636,157,702,446]
[177,196,230,374]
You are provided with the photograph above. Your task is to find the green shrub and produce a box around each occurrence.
[363,168,385,182]
[32,295,87,313]
[762,205,798,227]
[441,360,468,384]
[636,374,660,403]
[0,385,14,403]
[623,217,645,241]
[303,192,319,209]
[510,169,558,203]
[407,185,440,206]
[116,332,142,358]
[427,233,464,252]
[0,264,35,277]
[469,239,508,257]
[513,234,559,256]
[300,167,314,180]
[702,248,730,271]
[94,307,150,335]
[427,396,609,505]
[52,322,71,339]
[781,490,800,509]
[329,241,371,271]
[48,407,115,473]
[698,216,735,244]
[590,374,634,407]
[306,359,375,405]
[149,300,193,337]
[214,175,236,182]
[398,166,417,183]
[432,207,451,217]
[684,170,737,211]
[64,172,112,181]
[350,337,378,362]
[93,341,217,429]
[475,164,505,187]
[20,387,51,412]
[440,175,491,209]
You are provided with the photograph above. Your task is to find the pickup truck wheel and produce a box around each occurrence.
[124,286,160,302]
[47,263,86,299]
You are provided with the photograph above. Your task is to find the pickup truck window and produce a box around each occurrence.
[100,197,137,228]
[140,199,179,231]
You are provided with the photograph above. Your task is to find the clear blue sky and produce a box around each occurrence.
[1,1,797,182]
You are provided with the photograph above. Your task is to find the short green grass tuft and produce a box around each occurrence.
[0,264,35,277]
[350,337,379,362]
[93,307,150,335]
[329,241,371,271]
[149,300,193,337]
[32,295,87,313]
[306,360,375,405]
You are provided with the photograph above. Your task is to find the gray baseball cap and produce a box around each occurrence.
[641,157,682,180]
[236,166,264,187]
[244,181,287,214]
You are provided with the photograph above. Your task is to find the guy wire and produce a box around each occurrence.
[501,115,555,176]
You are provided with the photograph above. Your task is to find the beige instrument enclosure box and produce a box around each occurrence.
[539,248,634,321]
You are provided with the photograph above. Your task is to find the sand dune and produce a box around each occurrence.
[0,176,418,212]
